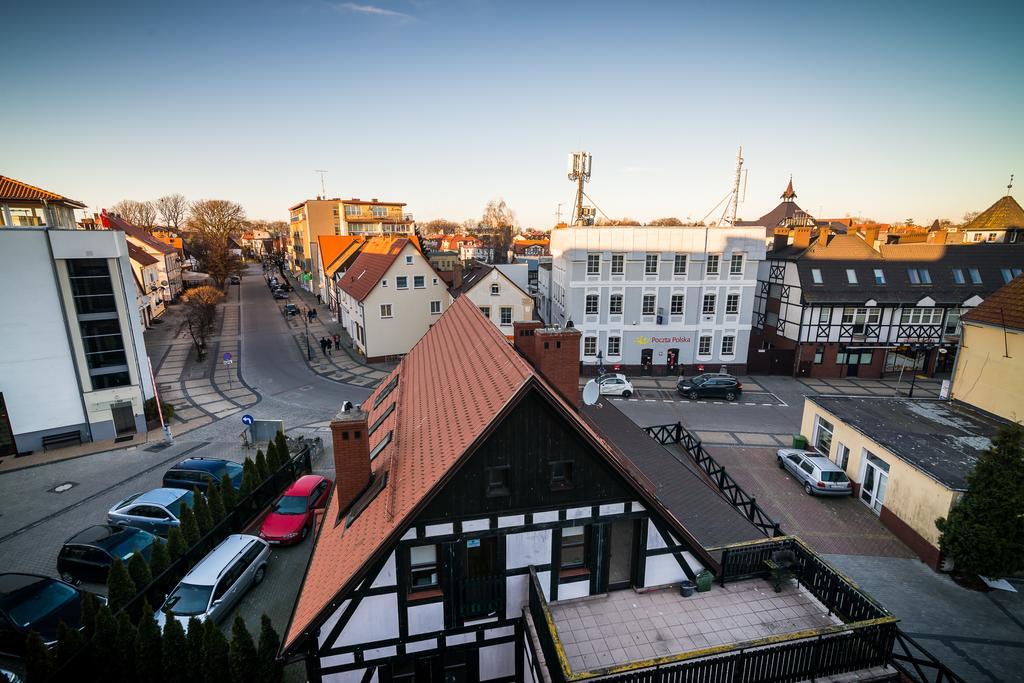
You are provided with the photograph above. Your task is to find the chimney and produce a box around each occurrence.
[330,402,371,514]
[863,224,881,244]
[514,322,582,407]
[926,230,947,244]
[793,227,812,249]
[772,228,789,252]
[452,263,464,289]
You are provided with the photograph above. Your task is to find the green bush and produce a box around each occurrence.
[265,442,280,471]
[114,611,137,682]
[207,481,226,523]
[239,460,258,500]
[106,558,137,614]
[162,617,188,683]
[24,630,55,683]
[92,605,118,678]
[179,505,201,548]
[275,431,289,464]
[256,614,283,683]
[135,601,163,682]
[220,473,237,511]
[55,620,86,672]
[128,552,153,592]
[144,397,175,422]
[255,449,270,482]
[192,487,214,536]
[81,591,100,640]
[149,539,171,579]
[229,616,258,683]
[186,617,205,683]
[167,526,188,561]
[203,618,231,683]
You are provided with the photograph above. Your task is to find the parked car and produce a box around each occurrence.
[595,372,627,385]
[259,475,332,545]
[283,303,300,316]
[57,525,158,585]
[156,535,270,630]
[0,574,100,656]
[676,374,743,401]
[163,457,243,492]
[776,449,853,496]
[0,666,23,683]
[597,375,634,397]
[273,290,289,300]
[107,488,197,536]
[228,275,241,284]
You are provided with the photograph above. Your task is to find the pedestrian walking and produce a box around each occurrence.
[311,308,319,322]
[324,336,332,356]
[320,337,329,356]
[333,333,340,350]
[317,293,323,304]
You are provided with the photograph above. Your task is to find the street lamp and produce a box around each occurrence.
[304,313,312,361]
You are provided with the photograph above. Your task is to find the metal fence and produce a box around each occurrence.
[528,567,567,683]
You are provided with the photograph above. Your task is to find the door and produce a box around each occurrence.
[846,357,860,377]
[860,452,890,514]
[111,402,136,437]
[666,348,679,373]
[607,519,635,589]
[0,393,16,457]
[460,536,502,618]
[640,348,653,375]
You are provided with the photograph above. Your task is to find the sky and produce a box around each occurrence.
[4,0,1023,227]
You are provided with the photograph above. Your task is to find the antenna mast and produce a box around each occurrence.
[1008,173,1015,195]
[568,151,595,226]
[719,146,744,227]
[314,169,328,198]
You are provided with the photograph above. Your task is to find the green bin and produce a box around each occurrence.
[695,570,713,593]
[792,434,808,450]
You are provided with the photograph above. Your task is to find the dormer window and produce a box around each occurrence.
[968,268,982,284]
[811,269,823,284]
[846,269,857,284]
[550,460,575,490]
[873,269,885,285]
[952,269,965,284]
[907,268,931,284]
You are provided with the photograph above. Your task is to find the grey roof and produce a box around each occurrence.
[581,399,766,553]
[807,396,1007,490]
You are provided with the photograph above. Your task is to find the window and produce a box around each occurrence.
[585,294,599,315]
[642,294,656,315]
[987,232,998,242]
[607,336,621,356]
[721,335,735,355]
[1001,268,1022,283]
[380,304,393,318]
[68,259,117,315]
[841,307,880,333]
[479,306,491,318]
[413,275,425,289]
[405,255,413,265]
[550,460,574,490]
[587,253,600,275]
[952,268,965,284]
[698,336,712,355]
[670,294,684,315]
[968,268,982,284]
[68,260,131,389]
[560,527,587,570]
[409,546,439,591]
[674,254,687,275]
[702,293,716,315]
[811,268,823,284]
[430,300,442,315]
[945,308,961,335]
[609,294,623,315]
[396,276,408,289]
[813,345,824,364]
[645,254,658,275]
[486,467,511,497]
[344,204,360,216]
[846,269,858,284]
[730,254,743,275]
[971,232,983,242]
[873,269,886,284]
[374,374,400,407]
[901,307,943,325]
[583,336,597,356]
[490,283,499,296]
[368,403,395,436]
[907,268,931,284]
[818,308,830,324]
[706,255,720,276]
[369,431,392,460]
[381,279,388,287]
[814,416,834,455]
[726,294,739,315]
[500,307,512,325]
[611,254,624,274]
[372,206,388,218]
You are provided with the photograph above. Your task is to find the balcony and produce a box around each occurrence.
[525,538,897,682]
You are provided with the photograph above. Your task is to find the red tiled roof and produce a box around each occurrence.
[962,275,1024,331]
[317,235,366,277]
[0,175,86,208]
[337,237,412,301]
[104,212,176,255]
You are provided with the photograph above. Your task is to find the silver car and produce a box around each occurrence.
[776,449,853,496]
[108,488,196,536]
[157,534,270,630]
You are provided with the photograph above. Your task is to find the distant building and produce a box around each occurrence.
[126,242,164,327]
[0,228,154,455]
[737,178,816,250]
[960,193,1024,243]
[101,211,183,301]
[0,174,85,229]
[449,261,534,338]
[427,250,460,272]
[951,274,1024,423]
[315,235,366,317]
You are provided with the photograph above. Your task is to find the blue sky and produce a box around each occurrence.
[4,1,1022,226]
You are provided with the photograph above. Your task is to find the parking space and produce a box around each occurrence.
[613,388,788,407]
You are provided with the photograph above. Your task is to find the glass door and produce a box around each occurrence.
[607,519,635,589]
[859,452,890,514]
[459,536,502,619]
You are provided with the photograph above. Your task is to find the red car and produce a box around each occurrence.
[258,475,331,545]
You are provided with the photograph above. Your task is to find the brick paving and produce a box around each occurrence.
[550,581,840,673]
[701,445,914,558]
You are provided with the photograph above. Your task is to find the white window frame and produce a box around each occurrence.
[500,307,512,325]
[583,336,597,356]
[674,254,687,275]
[697,335,712,356]
[721,335,735,356]
[611,254,624,275]
[645,254,658,275]
[607,336,621,356]
[585,294,599,315]
[725,293,739,315]
[670,293,684,315]
[380,303,393,319]
[706,254,720,276]
[702,293,716,315]
[430,300,441,315]
[609,293,623,315]
[396,276,408,290]
[479,306,491,318]
[587,253,600,275]
[729,254,743,275]
[642,294,656,316]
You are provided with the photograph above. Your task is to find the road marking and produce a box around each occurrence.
[662,400,673,403]
[762,403,773,406]
[745,403,756,405]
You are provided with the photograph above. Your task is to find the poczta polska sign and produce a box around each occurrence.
[633,335,692,345]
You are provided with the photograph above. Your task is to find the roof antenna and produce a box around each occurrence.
[1008,173,1015,196]
[315,169,328,198]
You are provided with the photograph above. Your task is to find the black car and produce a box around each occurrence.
[163,457,244,493]
[283,303,300,316]
[57,525,158,585]
[676,373,743,401]
[0,574,94,656]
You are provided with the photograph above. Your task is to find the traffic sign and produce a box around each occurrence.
[223,352,232,361]
[241,414,254,425]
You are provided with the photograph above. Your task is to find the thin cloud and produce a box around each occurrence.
[331,2,415,20]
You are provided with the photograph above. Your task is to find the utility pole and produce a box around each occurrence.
[314,170,328,198]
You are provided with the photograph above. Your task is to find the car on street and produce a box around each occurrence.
[283,303,300,316]
[776,449,853,496]
[163,457,244,492]
[676,373,743,401]
[597,375,634,397]
[258,475,332,545]
[273,290,289,299]
[0,574,100,656]
[57,525,158,585]
[595,372,627,385]
[107,488,197,536]
[156,534,270,630]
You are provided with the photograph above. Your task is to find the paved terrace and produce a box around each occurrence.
[549,580,842,673]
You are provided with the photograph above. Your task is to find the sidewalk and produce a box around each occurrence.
[272,275,394,388]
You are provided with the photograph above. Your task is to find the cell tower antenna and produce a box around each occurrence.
[555,203,564,225]
[567,151,595,226]
[718,146,744,227]
[314,169,328,198]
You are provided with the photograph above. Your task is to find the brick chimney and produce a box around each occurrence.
[452,262,464,289]
[792,227,813,249]
[862,224,881,244]
[514,321,582,407]
[330,402,371,514]
[772,228,789,252]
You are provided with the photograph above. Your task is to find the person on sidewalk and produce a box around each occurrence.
[311,308,319,322]
[319,337,329,356]
[333,333,340,350]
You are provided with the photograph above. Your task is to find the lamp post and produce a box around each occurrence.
[596,350,605,376]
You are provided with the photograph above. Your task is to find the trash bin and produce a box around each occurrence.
[679,580,696,597]
[695,570,713,593]
[792,435,808,450]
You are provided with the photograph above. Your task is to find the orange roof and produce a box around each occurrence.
[0,175,86,208]
[156,236,183,250]
[337,237,414,301]
[316,235,366,277]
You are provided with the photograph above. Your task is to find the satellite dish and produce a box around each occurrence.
[582,380,600,406]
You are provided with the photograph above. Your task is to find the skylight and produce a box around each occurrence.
[811,269,823,284]
[373,375,399,408]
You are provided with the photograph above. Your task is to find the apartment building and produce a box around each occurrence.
[0,229,154,455]
[546,225,766,375]
[0,174,85,229]
[287,197,413,293]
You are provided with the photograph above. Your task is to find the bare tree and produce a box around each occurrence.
[481,199,516,232]
[421,219,461,235]
[648,217,684,226]
[155,194,189,232]
[181,285,224,360]
[461,219,478,235]
[961,211,980,227]
[187,199,246,288]
[595,217,641,226]
[111,200,158,231]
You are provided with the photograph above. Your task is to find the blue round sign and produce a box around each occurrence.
[223,352,232,361]
[241,414,254,425]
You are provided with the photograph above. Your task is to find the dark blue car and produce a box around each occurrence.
[162,457,243,492]
[0,574,99,656]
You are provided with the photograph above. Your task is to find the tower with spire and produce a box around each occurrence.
[781,176,797,202]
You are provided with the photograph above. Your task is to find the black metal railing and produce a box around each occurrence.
[459,575,503,619]
[645,422,782,537]
[528,567,567,683]
[893,630,968,683]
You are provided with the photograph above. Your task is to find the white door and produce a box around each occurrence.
[859,451,890,514]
